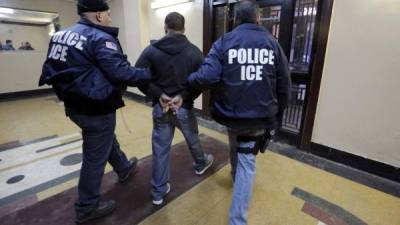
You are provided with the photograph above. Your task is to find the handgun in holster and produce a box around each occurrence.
[236,130,272,155]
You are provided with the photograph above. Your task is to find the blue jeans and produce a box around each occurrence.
[151,104,206,200]
[228,128,265,225]
[67,110,130,213]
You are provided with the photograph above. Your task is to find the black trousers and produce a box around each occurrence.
[67,111,130,213]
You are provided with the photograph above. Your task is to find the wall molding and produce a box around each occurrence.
[309,142,399,183]
[0,89,54,102]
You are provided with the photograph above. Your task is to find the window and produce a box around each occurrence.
[259,5,282,39]
[0,7,59,52]
[289,0,319,73]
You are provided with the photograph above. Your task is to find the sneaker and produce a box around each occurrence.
[152,183,171,206]
[195,154,214,175]
[75,200,116,224]
[118,157,138,184]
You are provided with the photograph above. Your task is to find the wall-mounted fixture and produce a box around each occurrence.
[151,0,194,9]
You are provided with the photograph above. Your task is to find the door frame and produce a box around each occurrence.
[299,0,334,148]
[202,0,334,148]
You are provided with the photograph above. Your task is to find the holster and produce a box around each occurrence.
[236,130,272,155]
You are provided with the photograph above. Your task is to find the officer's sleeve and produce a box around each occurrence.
[135,47,164,99]
[95,37,151,87]
[275,44,292,120]
[188,38,223,90]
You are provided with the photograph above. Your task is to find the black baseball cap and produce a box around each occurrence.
[77,0,110,14]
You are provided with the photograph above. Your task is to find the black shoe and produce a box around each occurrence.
[195,154,214,175]
[118,157,138,184]
[75,200,116,224]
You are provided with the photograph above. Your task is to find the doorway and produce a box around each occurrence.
[203,0,334,147]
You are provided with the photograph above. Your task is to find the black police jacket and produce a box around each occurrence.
[188,23,291,129]
[39,18,151,115]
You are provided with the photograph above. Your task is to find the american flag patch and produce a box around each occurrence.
[105,41,118,51]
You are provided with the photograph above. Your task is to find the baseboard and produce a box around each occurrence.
[0,89,54,102]
[309,142,399,183]
[275,129,299,145]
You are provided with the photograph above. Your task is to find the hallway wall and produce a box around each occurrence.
[124,0,204,109]
[312,0,400,167]
[0,0,78,93]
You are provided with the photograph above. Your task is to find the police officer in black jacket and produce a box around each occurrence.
[188,1,291,224]
[39,0,151,223]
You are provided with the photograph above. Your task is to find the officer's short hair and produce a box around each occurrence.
[234,0,260,25]
[165,12,185,31]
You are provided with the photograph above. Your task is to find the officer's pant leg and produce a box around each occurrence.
[229,150,256,225]
[69,113,116,213]
[107,134,130,174]
[151,104,175,200]
[175,108,206,170]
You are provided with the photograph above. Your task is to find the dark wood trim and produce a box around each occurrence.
[0,89,54,102]
[277,0,296,57]
[203,0,213,55]
[290,72,309,83]
[299,0,334,148]
[202,0,214,118]
[276,129,299,146]
[309,142,400,183]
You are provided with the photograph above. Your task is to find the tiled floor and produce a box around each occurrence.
[0,95,399,225]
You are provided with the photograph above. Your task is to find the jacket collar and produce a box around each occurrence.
[78,18,119,37]
[234,23,267,33]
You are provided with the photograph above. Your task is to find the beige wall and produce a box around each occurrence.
[149,0,203,50]
[0,0,78,93]
[109,0,152,98]
[109,0,147,61]
[0,51,48,93]
[123,0,204,109]
[312,0,400,167]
